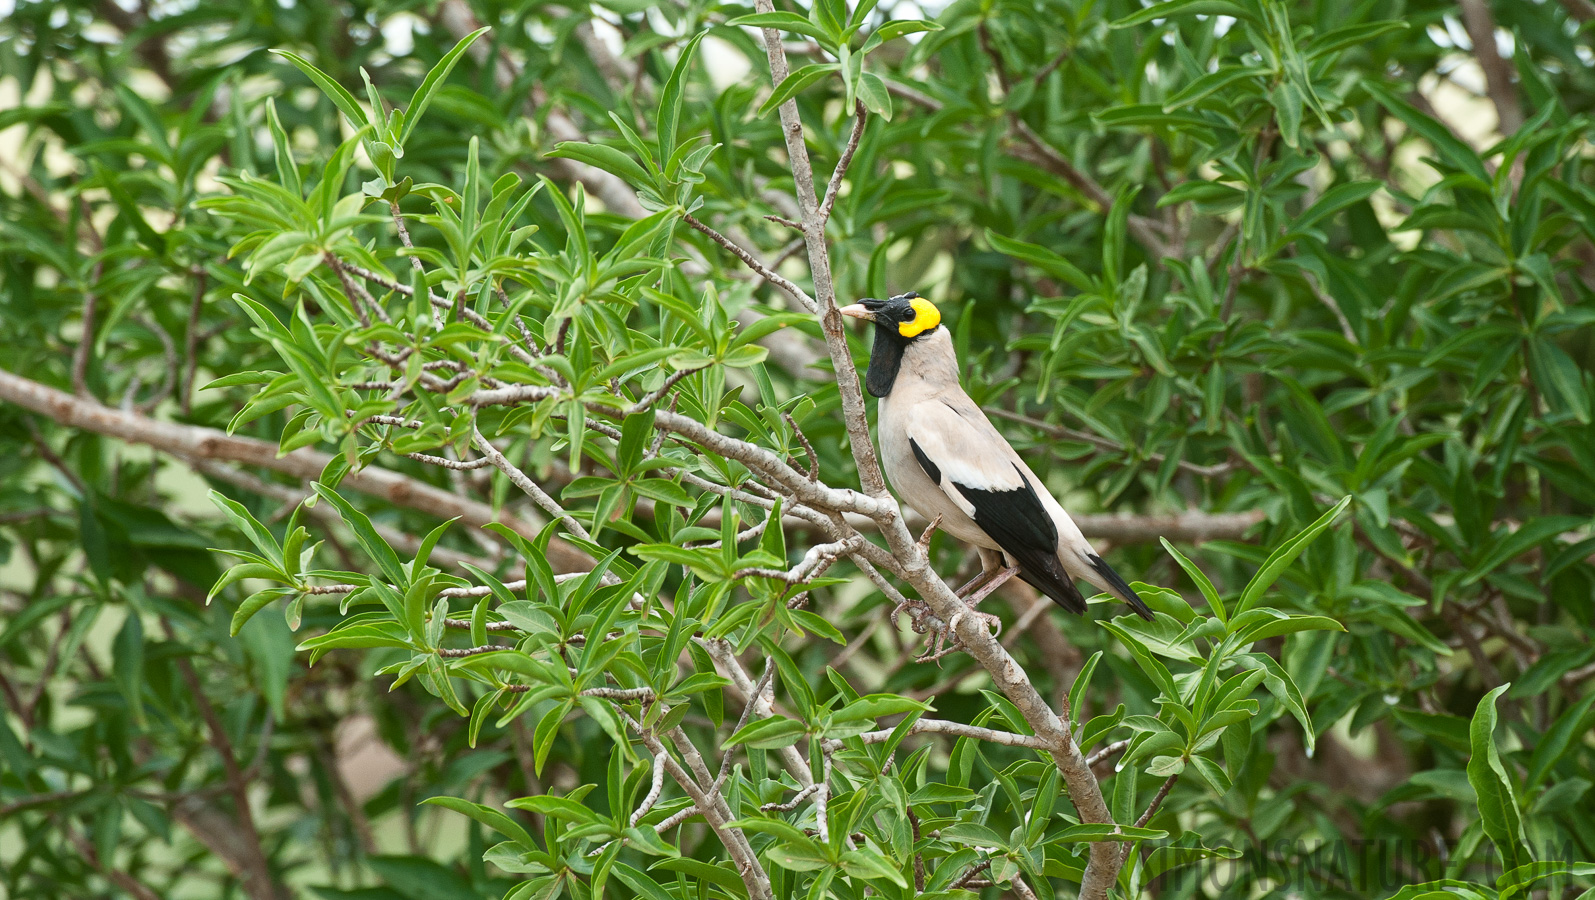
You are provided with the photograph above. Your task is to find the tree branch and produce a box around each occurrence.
[1456,0,1523,134]
[0,368,593,573]
[817,102,867,225]
[167,624,284,900]
[822,717,1050,751]
[683,214,818,312]
[750,1,890,500]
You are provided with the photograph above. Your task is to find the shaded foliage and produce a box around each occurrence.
[2,0,1594,898]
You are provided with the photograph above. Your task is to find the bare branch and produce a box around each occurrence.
[647,408,895,520]
[1085,739,1130,768]
[822,717,1050,752]
[71,288,98,398]
[782,411,818,482]
[717,657,775,790]
[470,427,593,542]
[583,687,656,702]
[623,365,706,416]
[436,644,510,658]
[684,214,818,312]
[749,1,890,499]
[735,536,862,583]
[406,451,494,470]
[627,723,773,900]
[469,384,562,406]
[0,368,594,573]
[1135,773,1179,827]
[701,638,814,790]
[1456,0,1523,134]
[989,408,1239,479]
[948,859,993,892]
[632,753,669,827]
[760,783,821,812]
[817,102,867,225]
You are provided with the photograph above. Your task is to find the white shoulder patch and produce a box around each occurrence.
[905,401,1027,494]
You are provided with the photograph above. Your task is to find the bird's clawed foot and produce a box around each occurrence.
[893,587,1006,665]
[916,514,943,555]
[915,605,1004,663]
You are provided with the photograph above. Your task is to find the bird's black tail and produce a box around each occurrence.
[1088,554,1155,621]
[1017,562,1089,615]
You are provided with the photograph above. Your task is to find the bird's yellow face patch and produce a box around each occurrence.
[897,297,941,338]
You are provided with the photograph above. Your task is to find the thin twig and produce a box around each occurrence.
[817,101,867,225]
[436,645,510,658]
[166,622,280,900]
[821,717,1050,752]
[760,783,821,812]
[683,214,818,312]
[782,411,818,481]
[1135,773,1179,828]
[181,267,206,416]
[717,657,775,791]
[631,753,669,826]
[471,427,593,543]
[406,451,493,470]
[948,859,993,892]
[1085,740,1130,768]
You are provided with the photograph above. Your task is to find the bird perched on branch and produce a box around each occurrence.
[840,292,1154,622]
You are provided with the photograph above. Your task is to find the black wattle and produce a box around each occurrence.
[865,325,905,397]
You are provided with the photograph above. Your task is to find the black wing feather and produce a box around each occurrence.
[908,440,1087,615]
[1089,554,1154,621]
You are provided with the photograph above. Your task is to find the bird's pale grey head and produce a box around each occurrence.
[838,292,942,398]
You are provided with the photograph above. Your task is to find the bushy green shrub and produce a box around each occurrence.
[2,1,1593,898]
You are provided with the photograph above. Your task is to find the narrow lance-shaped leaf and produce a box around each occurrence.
[1468,684,1530,872]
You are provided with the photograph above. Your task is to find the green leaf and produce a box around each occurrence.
[1051,823,1168,842]
[1468,684,1530,872]
[113,610,145,723]
[1498,862,1595,900]
[870,19,942,42]
[726,12,835,45]
[1525,692,1595,789]
[1362,81,1491,183]
[1110,0,1252,27]
[401,27,490,145]
[1159,538,1224,622]
[421,796,535,848]
[759,64,838,117]
[858,72,892,121]
[272,50,371,131]
[657,32,707,164]
[311,484,406,587]
[1233,496,1350,617]
[1236,652,1316,755]
[838,847,907,887]
[985,228,1096,292]
[723,715,808,749]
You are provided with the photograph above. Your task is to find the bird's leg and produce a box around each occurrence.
[952,569,992,598]
[964,565,1019,607]
[954,547,1006,599]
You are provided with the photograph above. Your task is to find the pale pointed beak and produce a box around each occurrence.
[838,303,875,321]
